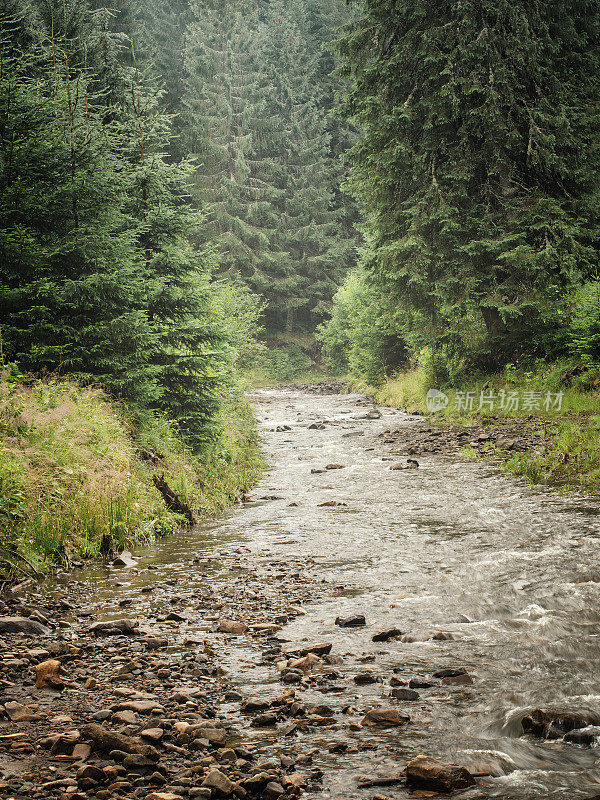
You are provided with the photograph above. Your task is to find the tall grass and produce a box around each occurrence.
[373,362,600,493]
[0,376,264,575]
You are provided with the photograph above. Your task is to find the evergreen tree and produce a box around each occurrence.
[185,0,353,333]
[0,6,229,448]
[338,0,600,366]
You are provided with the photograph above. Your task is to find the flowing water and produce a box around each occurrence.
[66,388,600,798]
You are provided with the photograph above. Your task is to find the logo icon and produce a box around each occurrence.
[426,388,449,413]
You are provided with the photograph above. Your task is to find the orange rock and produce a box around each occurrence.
[35,659,63,689]
[217,619,248,635]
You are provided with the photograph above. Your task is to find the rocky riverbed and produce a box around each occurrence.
[2,387,600,800]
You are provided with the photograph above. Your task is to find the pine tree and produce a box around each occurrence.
[338,0,600,365]
[0,5,229,448]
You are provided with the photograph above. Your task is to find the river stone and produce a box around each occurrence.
[4,701,40,722]
[391,687,420,700]
[89,619,139,637]
[354,673,377,685]
[35,658,64,689]
[201,769,234,795]
[0,616,49,635]
[241,699,271,713]
[361,709,409,728]
[335,615,366,627]
[217,619,248,634]
[286,642,332,658]
[441,672,473,685]
[372,627,402,642]
[251,712,278,727]
[76,764,106,787]
[146,794,183,800]
[406,755,475,792]
[521,708,600,738]
[564,726,600,745]
[263,781,285,799]
[112,550,137,568]
[81,723,160,760]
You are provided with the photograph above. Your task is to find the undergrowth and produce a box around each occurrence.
[0,376,263,576]
[372,360,600,493]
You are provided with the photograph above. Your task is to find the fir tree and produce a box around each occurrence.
[338,0,600,365]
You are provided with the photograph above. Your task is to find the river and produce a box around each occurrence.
[63,387,600,798]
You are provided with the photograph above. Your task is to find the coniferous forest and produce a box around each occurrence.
[5,5,600,797]
[3,0,600,568]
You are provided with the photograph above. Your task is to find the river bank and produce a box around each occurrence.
[2,386,600,799]
[365,368,600,494]
[0,377,263,578]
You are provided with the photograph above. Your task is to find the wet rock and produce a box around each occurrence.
[113,699,163,714]
[113,710,139,725]
[441,673,473,686]
[405,755,476,793]
[317,500,347,507]
[372,627,402,642]
[241,699,271,713]
[218,619,249,635]
[325,464,345,470]
[288,652,322,673]
[390,459,419,470]
[408,677,436,689]
[81,723,160,760]
[251,712,278,727]
[72,743,92,761]
[564,726,600,745]
[76,764,106,788]
[335,615,366,627]
[4,701,39,722]
[145,637,169,650]
[390,687,420,701]
[521,708,600,738]
[308,422,325,429]
[0,616,49,635]
[201,769,234,796]
[147,794,183,800]
[361,709,410,728]
[287,642,332,658]
[354,673,377,685]
[112,550,137,568]
[89,619,139,637]
[432,668,467,678]
[263,781,284,799]
[35,658,64,689]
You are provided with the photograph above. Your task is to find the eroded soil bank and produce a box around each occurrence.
[1,387,600,800]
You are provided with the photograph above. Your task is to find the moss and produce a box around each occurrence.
[0,376,263,576]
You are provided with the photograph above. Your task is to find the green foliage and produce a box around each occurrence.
[570,280,600,365]
[329,0,600,372]
[185,0,357,333]
[318,268,408,383]
[0,3,265,451]
[0,376,263,575]
[262,345,312,382]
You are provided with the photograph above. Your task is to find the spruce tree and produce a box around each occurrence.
[338,0,600,365]
[0,6,228,448]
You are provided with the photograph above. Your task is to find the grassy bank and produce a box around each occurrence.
[370,364,600,493]
[0,376,264,577]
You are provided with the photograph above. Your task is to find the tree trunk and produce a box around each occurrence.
[481,306,504,335]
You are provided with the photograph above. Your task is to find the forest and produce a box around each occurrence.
[2,0,600,563]
[3,4,600,799]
